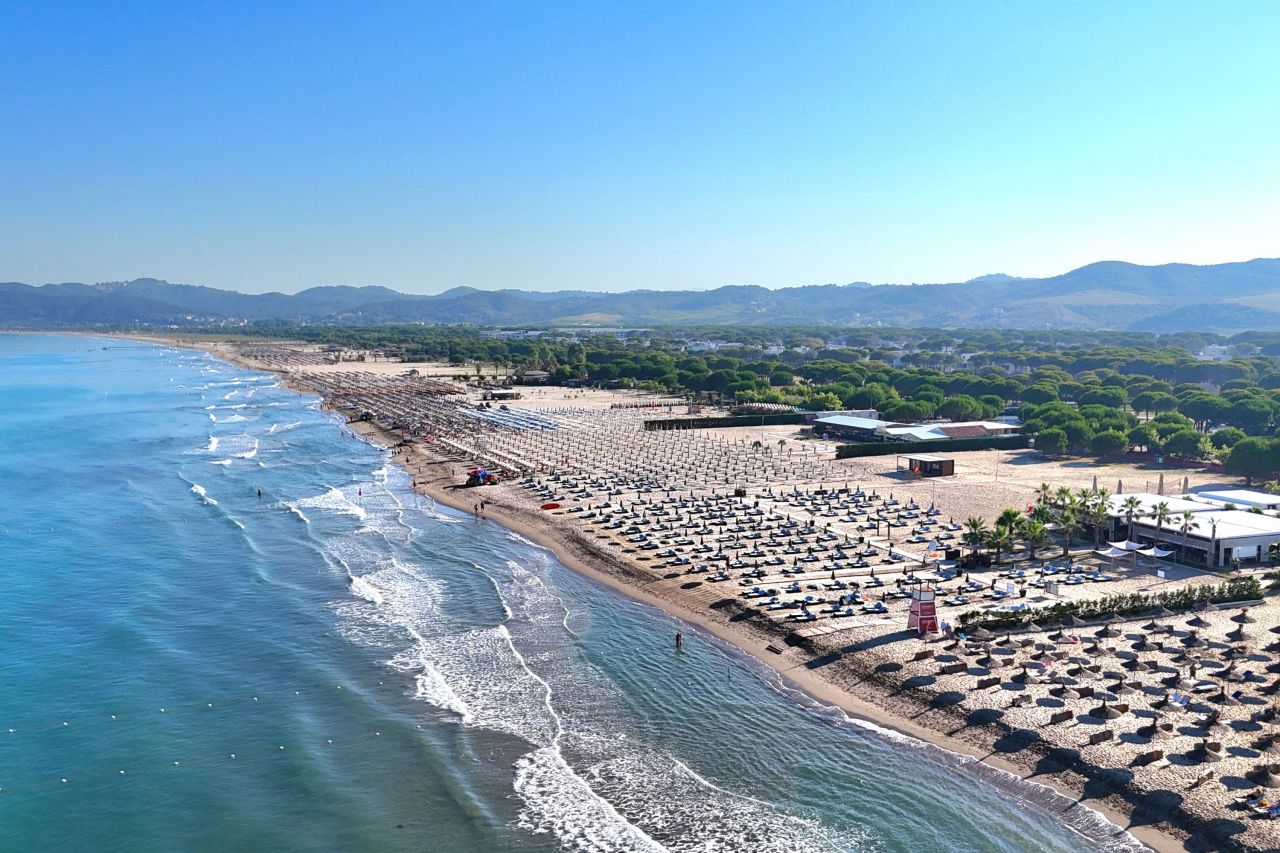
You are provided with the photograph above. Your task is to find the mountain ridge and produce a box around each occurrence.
[3,258,1280,331]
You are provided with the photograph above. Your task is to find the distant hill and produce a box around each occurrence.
[4,258,1280,331]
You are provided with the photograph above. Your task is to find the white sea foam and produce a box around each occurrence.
[295,486,367,520]
[266,421,303,435]
[190,483,217,506]
[287,505,310,524]
[348,574,384,606]
[219,414,250,424]
[513,747,666,852]
[215,433,259,459]
[506,530,546,549]
[209,459,232,466]
[205,436,220,453]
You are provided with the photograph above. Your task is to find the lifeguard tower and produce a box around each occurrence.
[907,578,940,634]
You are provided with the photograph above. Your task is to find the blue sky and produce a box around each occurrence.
[2,2,1277,293]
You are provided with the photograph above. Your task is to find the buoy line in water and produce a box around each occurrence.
[0,682,435,797]
[0,725,412,797]
[1,684,366,738]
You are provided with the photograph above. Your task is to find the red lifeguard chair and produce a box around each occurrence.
[907,582,939,634]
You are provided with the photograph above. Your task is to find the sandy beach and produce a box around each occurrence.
[150,337,1280,853]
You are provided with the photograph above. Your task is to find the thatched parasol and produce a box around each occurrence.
[1194,740,1224,762]
[1250,763,1280,787]
[1255,733,1280,756]
[1092,701,1123,720]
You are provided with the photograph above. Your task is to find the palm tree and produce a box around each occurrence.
[1149,500,1172,547]
[964,516,989,558]
[1120,495,1143,541]
[1087,487,1113,548]
[1058,510,1084,557]
[996,507,1023,531]
[1021,520,1049,565]
[1054,485,1073,508]
[987,526,1014,569]
[1177,509,1196,564]
[1029,503,1055,525]
[1034,483,1054,506]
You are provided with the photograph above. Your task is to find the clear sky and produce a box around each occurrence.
[2,2,1278,294]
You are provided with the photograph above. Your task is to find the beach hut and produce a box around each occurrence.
[896,454,955,478]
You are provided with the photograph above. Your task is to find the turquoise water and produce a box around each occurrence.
[0,335,1141,852]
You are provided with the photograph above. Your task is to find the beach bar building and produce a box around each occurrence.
[896,453,954,478]
[1129,509,1280,567]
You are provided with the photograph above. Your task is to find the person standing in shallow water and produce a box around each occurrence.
[675,631,683,650]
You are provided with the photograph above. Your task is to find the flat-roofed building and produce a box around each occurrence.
[1188,489,1280,511]
[1130,507,1280,567]
[897,453,955,477]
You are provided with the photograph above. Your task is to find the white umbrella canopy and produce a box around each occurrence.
[1095,547,1130,558]
[1138,547,1173,558]
[1108,540,1146,551]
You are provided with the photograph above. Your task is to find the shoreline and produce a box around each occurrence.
[134,334,1207,852]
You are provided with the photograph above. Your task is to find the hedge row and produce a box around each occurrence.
[643,413,808,431]
[958,577,1262,631]
[835,434,1030,459]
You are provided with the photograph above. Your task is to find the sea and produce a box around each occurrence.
[0,334,1145,852]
